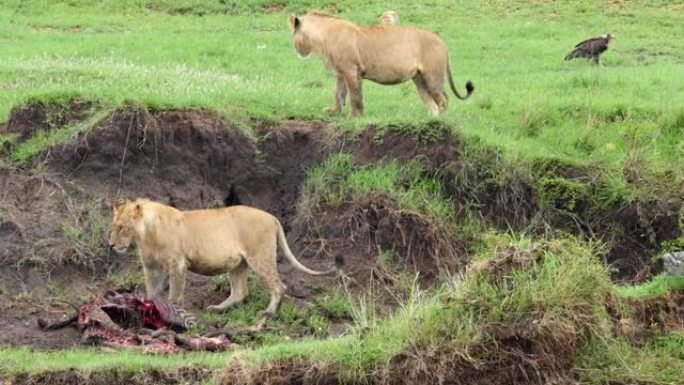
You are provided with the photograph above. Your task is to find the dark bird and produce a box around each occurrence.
[564,34,614,66]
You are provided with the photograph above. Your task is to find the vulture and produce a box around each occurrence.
[564,34,613,65]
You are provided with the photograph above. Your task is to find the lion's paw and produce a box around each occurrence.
[323,106,341,115]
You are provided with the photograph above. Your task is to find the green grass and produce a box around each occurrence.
[577,335,684,384]
[221,232,617,381]
[223,233,684,383]
[192,274,348,346]
[1,0,683,183]
[615,273,684,298]
[0,346,232,376]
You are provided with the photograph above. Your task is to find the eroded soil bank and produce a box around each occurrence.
[1,102,682,383]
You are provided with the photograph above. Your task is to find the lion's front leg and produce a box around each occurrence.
[143,264,167,300]
[343,71,363,119]
[324,75,347,115]
[167,260,188,306]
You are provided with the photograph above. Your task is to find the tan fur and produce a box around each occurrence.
[379,11,400,25]
[288,11,474,118]
[109,198,336,316]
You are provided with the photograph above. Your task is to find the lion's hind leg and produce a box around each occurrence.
[259,276,286,318]
[207,260,250,312]
[413,74,440,117]
[245,251,286,317]
[421,71,449,115]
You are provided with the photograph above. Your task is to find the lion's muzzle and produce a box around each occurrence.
[108,232,131,254]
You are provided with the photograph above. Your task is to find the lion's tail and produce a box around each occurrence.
[447,59,474,101]
[275,219,338,276]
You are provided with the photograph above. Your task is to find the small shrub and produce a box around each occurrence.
[307,313,330,337]
[317,291,351,319]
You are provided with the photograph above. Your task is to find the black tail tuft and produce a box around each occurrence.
[334,253,345,268]
[465,81,474,94]
[223,185,242,207]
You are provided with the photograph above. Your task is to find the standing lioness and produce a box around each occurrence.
[288,11,474,118]
[109,198,338,317]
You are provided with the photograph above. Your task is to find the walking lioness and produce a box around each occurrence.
[288,11,474,118]
[109,198,339,317]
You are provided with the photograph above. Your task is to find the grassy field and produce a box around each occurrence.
[2,1,684,175]
[2,0,684,383]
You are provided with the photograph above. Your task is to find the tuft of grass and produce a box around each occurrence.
[299,154,455,224]
[105,267,145,292]
[57,199,110,270]
[413,232,614,348]
[11,289,34,303]
[376,248,395,266]
[316,290,352,319]
[576,335,684,385]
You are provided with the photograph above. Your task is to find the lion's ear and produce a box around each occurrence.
[131,203,143,219]
[114,198,128,209]
[289,15,300,30]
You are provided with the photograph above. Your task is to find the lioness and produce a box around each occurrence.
[109,198,338,317]
[288,11,474,118]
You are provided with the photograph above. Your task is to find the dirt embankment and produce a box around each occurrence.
[0,101,682,361]
[1,104,338,350]
[218,245,684,385]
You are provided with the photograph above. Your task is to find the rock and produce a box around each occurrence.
[662,251,684,276]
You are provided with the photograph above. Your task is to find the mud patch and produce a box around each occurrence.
[11,367,213,385]
[293,195,466,288]
[382,320,580,385]
[354,124,460,169]
[612,292,684,341]
[220,359,339,385]
[0,168,106,269]
[2,99,95,141]
[46,107,329,220]
[606,199,682,282]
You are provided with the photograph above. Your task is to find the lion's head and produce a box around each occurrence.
[378,11,400,25]
[288,14,313,58]
[108,198,143,253]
